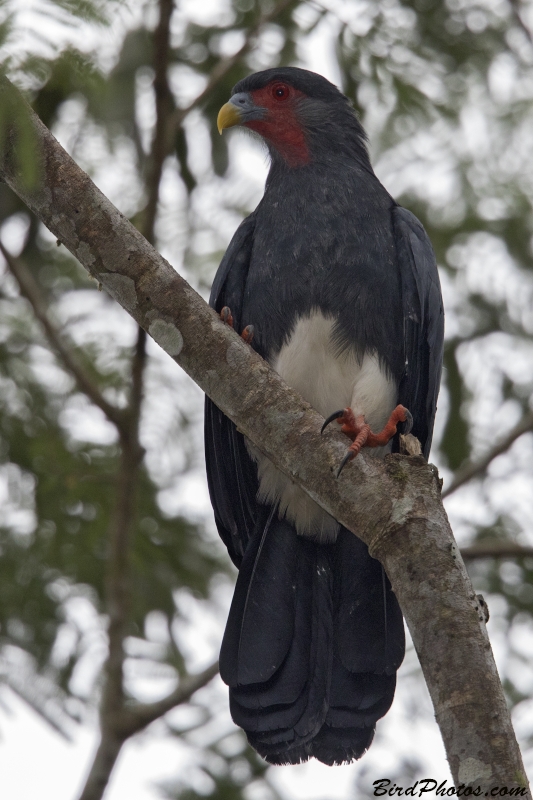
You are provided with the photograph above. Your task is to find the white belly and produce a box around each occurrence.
[247,311,397,542]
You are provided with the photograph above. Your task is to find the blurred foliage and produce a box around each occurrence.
[159,732,282,800]
[354,757,426,799]
[0,0,533,795]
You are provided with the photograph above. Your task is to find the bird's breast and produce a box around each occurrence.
[246,311,397,542]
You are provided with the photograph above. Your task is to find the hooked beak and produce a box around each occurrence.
[217,91,267,134]
[217,102,243,134]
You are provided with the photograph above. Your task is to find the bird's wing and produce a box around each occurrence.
[205,213,259,567]
[393,206,444,459]
[209,213,255,320]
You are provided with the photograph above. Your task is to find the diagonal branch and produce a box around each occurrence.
[1,77,529,796]
[119,660,219,737]
[461,541,533,560]
[442,409,533,499]
[138,0,298,237]
[165,0,297,141]
[507,0,533,43]
[77,662,219,800]
[0,239,126,431]
[3,678,73,741]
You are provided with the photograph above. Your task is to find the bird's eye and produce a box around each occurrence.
[271,83,289,101]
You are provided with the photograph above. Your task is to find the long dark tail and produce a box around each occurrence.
[220,508,405,766]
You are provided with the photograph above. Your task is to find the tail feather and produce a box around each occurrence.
[221,510,405,766]
[293,545,332,741]
[231,535,312,712]
[307,724,375,766]
[333,528,404,675]
[328,653,397,716]
[220,510,299,686]
[230,686,310,733]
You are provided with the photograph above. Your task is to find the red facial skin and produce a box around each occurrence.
[245,82,310,168]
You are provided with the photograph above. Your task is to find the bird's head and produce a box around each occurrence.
[217,67,368,169]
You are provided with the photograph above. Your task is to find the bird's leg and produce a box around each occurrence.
[366,405,413,447]
[220,306,255,344]
[322,405,413,477]
[321,407,366,441]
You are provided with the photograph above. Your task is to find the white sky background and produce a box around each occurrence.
[1,0,533,797]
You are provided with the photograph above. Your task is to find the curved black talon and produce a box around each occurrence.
[399,408,413,436]
[321,409,345,435]
[336,450,354,478]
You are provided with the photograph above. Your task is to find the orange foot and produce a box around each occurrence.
[220,306,254,345]
[321,405,413,477]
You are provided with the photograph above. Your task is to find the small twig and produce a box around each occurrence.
[4,679,74,741]
[507,0,533,44]
[140,0,175,245]
[0,240,126,431]
[79,328,147,800]
[77,663,219,800]
[461,541,533,560]
[166,0,297,141]
[103,347,146,700]
[120,660,219,737]
[135,0,299,238]
[137,0,297,238]
[129,327,147,433]
[442,410,533,499]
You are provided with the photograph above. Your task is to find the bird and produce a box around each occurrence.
[204,67,444,766]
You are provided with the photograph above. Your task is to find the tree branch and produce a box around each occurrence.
[0,77,529,795]
[0,240,126,431]
[507,0,533,44]
[78,384,145,800]
[80,329,147,800]
[442,410,533,499]
[77,731,124,800]
[461,541,533,560]
[77,662,219,799]
[166,0,297,139]
[3,678,73,741]
[78,4,174,798]
[140,0,174,245]
[119,660,219,737]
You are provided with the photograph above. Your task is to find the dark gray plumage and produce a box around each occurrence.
[205,67,444,765]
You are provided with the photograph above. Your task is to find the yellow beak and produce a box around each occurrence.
[217,102,243,134]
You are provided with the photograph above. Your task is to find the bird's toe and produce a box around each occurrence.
[220,306,234,327]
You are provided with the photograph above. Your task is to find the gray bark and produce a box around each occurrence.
[0,78,529,795]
